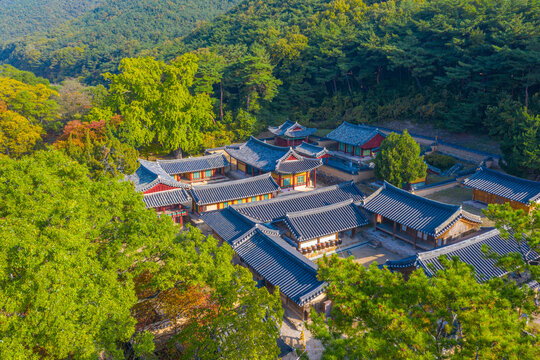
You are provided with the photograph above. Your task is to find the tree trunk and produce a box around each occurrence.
[173,146,183,159]
[346,73,352,95]
[414,75,423,91]
[376,66,381,85]
[246,93,250,111]
[525,85,529,109]
[220,80,224,122]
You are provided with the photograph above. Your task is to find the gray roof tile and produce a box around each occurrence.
[190,173,280,206]
[463,167,540,204]
[232,227,326,305]
[362,182,480,237]
[225,137,322,173]
[127,160,190,192]
[268,120,317,139]
[327,121,385,147]
[233,181,365,223]
[282,200,369,241]
[157,153,228,175]
[385,229,540,283]
[143,188,191,208]
[294,142,329,158]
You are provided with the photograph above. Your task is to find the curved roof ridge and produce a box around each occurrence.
[231,181,358,210]
[191,172,273,190]
[156,152,223,164]
[476,166,540,186]
[383,181,461,211]
[248,136,291,151]
[285,199,354,218]
[418,228,501,261]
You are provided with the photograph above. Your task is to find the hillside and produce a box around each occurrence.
[168,0,539,135]
[0,0,242,82]
[0,0,103,43]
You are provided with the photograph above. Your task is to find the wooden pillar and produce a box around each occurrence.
[393,221,396,240]
[189,172,193,182]
[314,169,317,188]
[251,166,254,177]
[278,174,281,187]
[372,214,377,229]
[292,173,295,190]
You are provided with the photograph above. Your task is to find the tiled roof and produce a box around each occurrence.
[384,229,540,283]
[362,181,480,237]
[233,181,365,223]
[282,200,369,242]
[127,160,190,192]
[142,188,191,208]
[268,120,317,139]
[463,167,540,204]
[275,155,322,174]
[190,173,280,206]
[327,121,385,147]
[225,136,322,174]
[157,153,228,175]
[200,207,258,243]
[294,142,329,158]
[232,227,326,305]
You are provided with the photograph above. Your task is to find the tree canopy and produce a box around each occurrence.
[374,130,427,187]
[104,55,216,156]
[310,254,539,359]
[0,150,282,359]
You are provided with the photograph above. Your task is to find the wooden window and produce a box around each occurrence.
[205,170,212,177]
[192,172,200,179]
[297,175,305,184]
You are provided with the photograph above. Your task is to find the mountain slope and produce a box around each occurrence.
[0,0,242,82]
[0,0,103,43]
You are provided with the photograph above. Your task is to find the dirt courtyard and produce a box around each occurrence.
[337,244,401,267]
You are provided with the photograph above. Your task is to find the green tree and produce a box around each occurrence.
[374,130,427,187]
[0,150,283,359]
[484,203,540,282]
[104,54,215,156]
[156,229,283,359]
[310,255,539,359]
[0,75,60,126]
[237,46,282,113]
[0,102,43,158]
[0,150,176,359]
[500,108,540,178]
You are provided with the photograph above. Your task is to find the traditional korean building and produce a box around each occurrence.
[127,160,192,225]
[190,173,280,214]
[142,188,191,226]
[276,200,368,255]
[156,153,229,183]
[200,182,368,318]
[129,159,191,194]
[294,142,330,161]
[231,180,365,223]
[327,121,386,157]
[463,167,540,213]
[383,229,539,283]
[362,181,482,250]
[231,226,326,319]
[268,120,318,147]
[225,136,322,189]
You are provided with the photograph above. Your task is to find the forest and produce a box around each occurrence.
[0,0,242,82]
[2,0,538,176]
[0,0,103,43]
